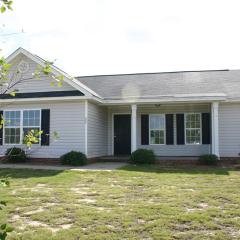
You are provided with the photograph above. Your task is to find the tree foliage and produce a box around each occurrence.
[0,2,62,238]
[0,179,13,240]
[0,56,62,146]
[0,0,13,13]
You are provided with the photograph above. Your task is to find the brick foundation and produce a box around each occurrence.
[219,157,240,165]
[26,158,61,165]
[1,156,240,166]
[24,157,240,165]
[155,159,198,165]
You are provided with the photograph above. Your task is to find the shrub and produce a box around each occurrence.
[198,154,218,165]
[131,149,155,164]
[5,147,27,163]
[60,151,88,166]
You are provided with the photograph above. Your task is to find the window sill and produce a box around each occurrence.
[3,143,41,146]
[149,144,166,146]
[185,143,202,146]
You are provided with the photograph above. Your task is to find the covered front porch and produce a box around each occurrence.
[107,102,220,158]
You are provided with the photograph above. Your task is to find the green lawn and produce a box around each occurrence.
[0,165,240,240]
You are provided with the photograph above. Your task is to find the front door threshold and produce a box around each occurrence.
[99,155,131,162]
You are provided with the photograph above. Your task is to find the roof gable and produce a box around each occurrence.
[5,52,76,94]
[5,48,101,98]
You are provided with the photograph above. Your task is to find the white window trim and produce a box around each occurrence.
[3,109,42,146]
[149,114,166,145]
[4,110,21,145]
[184,113,202,145]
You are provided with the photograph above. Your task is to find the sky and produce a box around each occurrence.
[1,0,240,76]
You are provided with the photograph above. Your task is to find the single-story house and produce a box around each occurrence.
[0,47,240,160]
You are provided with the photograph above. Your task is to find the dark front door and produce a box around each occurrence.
[114,114,131,155]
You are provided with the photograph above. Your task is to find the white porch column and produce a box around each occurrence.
[84,100,88,157]
[131,104,137,153]
[211,102,220,158]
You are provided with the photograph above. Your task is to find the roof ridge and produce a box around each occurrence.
[75,69,230,78]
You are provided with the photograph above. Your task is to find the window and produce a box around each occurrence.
[23,110,41,139]
[4,111,21,144]
[4,110,41,145]
[185,113,201,144]
[149,114,165,144]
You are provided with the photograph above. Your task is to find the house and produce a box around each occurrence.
[1,47,240,160]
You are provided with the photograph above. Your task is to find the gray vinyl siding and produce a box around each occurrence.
[7,53,75,93]
[87,102,108,158]
[0,101,86,158]
[219,102,240,157]
[108,104,211,156]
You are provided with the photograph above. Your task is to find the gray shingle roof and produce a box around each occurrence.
[76,70,240,100]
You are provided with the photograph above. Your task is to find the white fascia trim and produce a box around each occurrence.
[0,95,226,105]
[225,98,240,103]
[101,97,226,105]
[0,95,102,104]
[104,93,227,100]
[5,48,102,99]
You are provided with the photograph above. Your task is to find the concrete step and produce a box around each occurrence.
[98,156,130,162]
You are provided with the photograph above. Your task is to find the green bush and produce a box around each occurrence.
[5,147,27,163]
[131,149,156,164]
[60,151,88,166]
[198,154,218,165]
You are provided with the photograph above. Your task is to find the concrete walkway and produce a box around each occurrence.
[0,162,128,171]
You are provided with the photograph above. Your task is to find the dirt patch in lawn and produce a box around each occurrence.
[1,166,240,239]
[24,207,44,215]
[11,213,73,233]
[77,198,96,203]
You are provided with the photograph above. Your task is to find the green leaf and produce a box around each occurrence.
[5,226,14,232]
[7,2,13,10]
[56,75,64,81]
[0,6,6,13]
[0,58,6,65]
[43,66,52,75]
[0,224,6,230]
[0,201,7,206]
[3,63,11,70]
[0,179,9,187]
[53,131,60,140]
[9,91,16,97]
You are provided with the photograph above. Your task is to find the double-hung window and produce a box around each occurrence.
[4,110,41,145]
[23,110,41,139]
[185,113,201,144]
[149,114,165,144]
[4,111,21,144]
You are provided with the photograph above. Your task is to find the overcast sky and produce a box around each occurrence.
[1,0,240,76]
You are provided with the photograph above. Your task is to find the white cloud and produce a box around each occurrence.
[1,0,240,76]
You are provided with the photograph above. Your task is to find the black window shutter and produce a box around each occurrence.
[176,114,185,145]
[41,109,50,146]
[141,115,149,145]
[0,111,3,145]
[166,114,174,145]
[202,113,211,144]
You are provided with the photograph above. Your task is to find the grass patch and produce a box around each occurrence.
[0,165,240,239]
